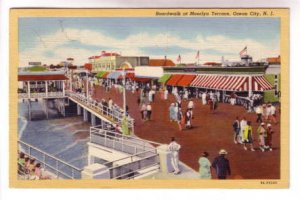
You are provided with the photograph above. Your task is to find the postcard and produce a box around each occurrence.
[10,8,289,188]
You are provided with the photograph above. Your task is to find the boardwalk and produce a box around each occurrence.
[92,85,280,179]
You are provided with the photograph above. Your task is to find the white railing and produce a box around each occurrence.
[18,92,65,99]
[89,125,161,179]
[224,95,251,110]
[18,140,83,179]
[67,91,135,129]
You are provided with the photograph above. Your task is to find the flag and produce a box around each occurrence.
[177,54,181,62]
[195,50,200,59]
[239,46,247,56]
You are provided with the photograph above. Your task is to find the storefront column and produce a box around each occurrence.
[62,81,65,96]
[248,76,252,97]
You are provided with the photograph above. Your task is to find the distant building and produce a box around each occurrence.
[149,57,176,67]
[87,51,149,73]
[266,55,280,65]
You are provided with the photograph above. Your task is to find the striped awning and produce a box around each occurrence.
[191,75,273,91]
[177,75,196,87]
[166,75,184,86]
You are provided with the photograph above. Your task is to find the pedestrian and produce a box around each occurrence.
[202,92,207,105]
[212,149,231,179]
[233,116,241,144]
[240,117,247,142]
[140,103,146,120]
[269,104,277,124]
[265,123,274,151]
[183,90,188,100]
[169,103,176,122]
[164,88,168,100]
[187,99,194,119]
[198,152,212,179]
[185,109,192,129]
[146,103,152,120]
[242,121,255,151]
[177,108,183,131]
[255,105,263,123]
[262,104,268,121]
[257,122,267,152]
[168,137,181,175]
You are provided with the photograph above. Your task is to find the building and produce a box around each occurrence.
[149,58,176,67]
[87,51,149,73]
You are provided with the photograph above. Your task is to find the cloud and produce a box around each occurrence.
[19,28,279,66]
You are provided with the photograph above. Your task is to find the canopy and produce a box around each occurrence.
[176,75,196,87]
[166,75,184,86]
[190,75,273,91]
[107,71,124,80]
[95,71,105,78]
[158,74,171,83]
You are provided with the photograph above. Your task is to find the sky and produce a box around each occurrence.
[19,17,280,66]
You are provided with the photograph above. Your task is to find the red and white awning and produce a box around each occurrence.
[190,75,273,91]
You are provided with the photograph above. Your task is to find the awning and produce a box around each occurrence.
[125,73,135,80]
[158,74,171,83]
[102,72,109,78]
[176,75,196,87]
[252,76,274,91]
[107,71,124,79]
[133,77,152,83]
[166,75,184,86]
[191,75,273,91]
[95,71,105,78]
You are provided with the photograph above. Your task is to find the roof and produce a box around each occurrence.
[267,56,280,64]
[88,52,120,60]
[18,74,68,81]
[203,62,222,66]
[149,59,176,67]
[84,63,92,71]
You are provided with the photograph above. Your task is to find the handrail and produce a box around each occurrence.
[90,126,163,147]
[67,91,135,128]
[18,140,82,179]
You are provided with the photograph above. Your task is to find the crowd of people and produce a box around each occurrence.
[168,137,231,179]
[232,102,277,152]
[18,152,51,180]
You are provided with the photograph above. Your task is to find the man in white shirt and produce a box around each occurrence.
[168,137,181,175]
[187,100,195,119]
[202,92,207,105]
[255,105,263,123]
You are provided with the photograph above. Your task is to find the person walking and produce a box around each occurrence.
[140,103,146,120]
[243,121,255,151]
[168,137,181,175]
[240,117,247,142]
[164,88,168,100]
[177,108,183,131]
[212,149,231,179]
[169,103,176,122]
[198,152,212,179]
[202,92,207,105]
[185,109,192,129]
[255,105,263,123]
[269,104,277,124]
[265,123,274,151]
[257,122,267,152]
[146,103,152,120]
[233,117,241,144]
[187,99,194,119]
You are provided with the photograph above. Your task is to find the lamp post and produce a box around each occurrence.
[86,70,89,99]
[123,65,126,117]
